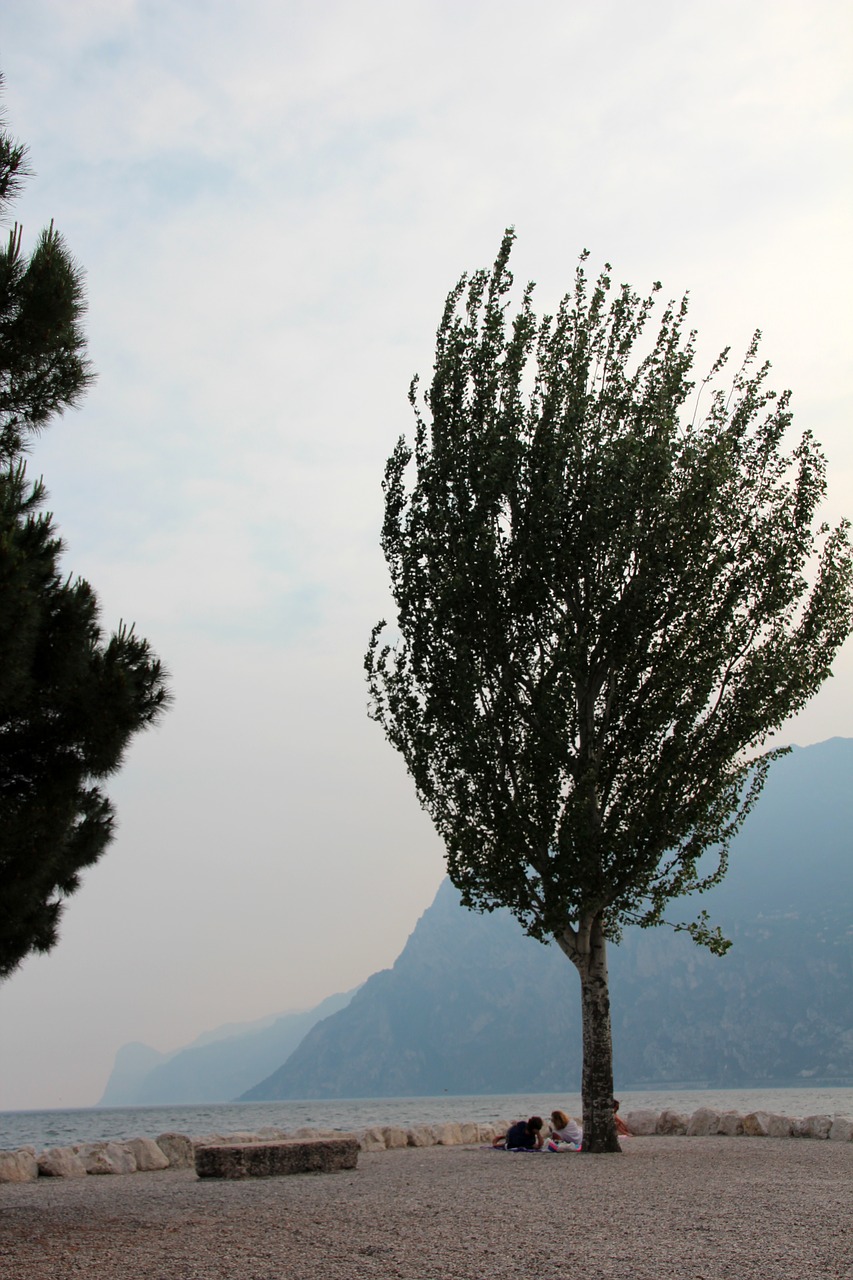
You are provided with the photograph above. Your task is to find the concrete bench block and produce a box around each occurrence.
[194,1138,359,1180]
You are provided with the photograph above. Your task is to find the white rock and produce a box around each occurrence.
[477,1124,498,1144]
[81,1142,137,1175]
[358,1128,387,1151]
[716,1111,744,1136]
[829,1116,853,1142]
[0,1149,38,1182]
[459,1122,479,1145]
[434,1123,464,1146]
[687,1107,721,1136]
[156,1133,195,1168]
[624,1109,658,1136]
[406,1125,436,1147]
[124,1137,170,1171]
[742,1111,771,1136]
[37,1147,88,1178]
[799,1114,832,1139]
[656,1109,689,1136]
[740,1110,791,1137]
[290,1128,321,1141]
[381,1127,409,1149]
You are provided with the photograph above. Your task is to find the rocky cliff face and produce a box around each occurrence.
[241,738,853,1099]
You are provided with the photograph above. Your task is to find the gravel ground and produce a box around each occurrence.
[1,1138,850,1280]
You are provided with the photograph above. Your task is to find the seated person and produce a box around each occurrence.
[546,1109,582,1149]
[492,1116,544,1149]
[613,1098,631,1137]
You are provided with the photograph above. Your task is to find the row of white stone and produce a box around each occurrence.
[2,1108,851,1183]
[621,1107,853,1140]
[0,1134,189,1184]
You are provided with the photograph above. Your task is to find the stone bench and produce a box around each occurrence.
[194,1137,359,1180]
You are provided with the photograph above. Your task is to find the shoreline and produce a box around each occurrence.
[2,1101,852,1178]
[3,1084,853,1153]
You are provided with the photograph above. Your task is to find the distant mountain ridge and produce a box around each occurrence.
[98,989,354,1105]
[240,738,853,1099]
[102,740,852,1105]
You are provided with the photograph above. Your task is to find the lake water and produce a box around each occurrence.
[2,1087,852,1152]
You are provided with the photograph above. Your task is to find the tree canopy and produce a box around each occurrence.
[0,84,171,979]
[366,230,853,1150]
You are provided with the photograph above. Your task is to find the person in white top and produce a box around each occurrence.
[546,1108,582,1150]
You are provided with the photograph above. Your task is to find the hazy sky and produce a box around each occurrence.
[1,0,851,1111]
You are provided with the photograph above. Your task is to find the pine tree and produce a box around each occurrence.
[0,82,170,978]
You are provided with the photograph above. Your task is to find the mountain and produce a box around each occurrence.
[98,989,354,1106]
[240,738,853,1099]
[241,878,579,1099]
[98,1041,170,1106]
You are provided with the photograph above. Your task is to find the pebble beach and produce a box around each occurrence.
[1,1137,850,1280]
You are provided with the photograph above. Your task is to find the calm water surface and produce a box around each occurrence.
[2,1088,852,1151]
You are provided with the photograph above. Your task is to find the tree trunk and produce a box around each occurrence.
[561,912,621,1153]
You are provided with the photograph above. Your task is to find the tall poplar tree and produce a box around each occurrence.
[366,231,853,1151]
[0,85,171,978]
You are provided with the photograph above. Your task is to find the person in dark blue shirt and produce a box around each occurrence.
[493,1116,544,1149]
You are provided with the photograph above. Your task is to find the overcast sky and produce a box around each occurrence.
[1,0,851,1112]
